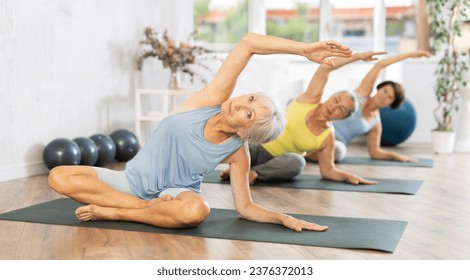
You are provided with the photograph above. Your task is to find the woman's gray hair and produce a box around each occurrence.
[240,92,286,144]
[334,90,359,118]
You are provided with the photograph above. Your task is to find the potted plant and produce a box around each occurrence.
[427,0,470,154]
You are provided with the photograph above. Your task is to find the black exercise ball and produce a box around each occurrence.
[109,129,140,162]
[73,137,99,166]
[43,138,81,170]
[89,134,116,166]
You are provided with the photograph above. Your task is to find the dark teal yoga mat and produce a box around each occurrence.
[338,156,433,167]
[0,198,407,253]
[203,171,422,195]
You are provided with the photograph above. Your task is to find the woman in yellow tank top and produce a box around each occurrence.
[221,52,385,185]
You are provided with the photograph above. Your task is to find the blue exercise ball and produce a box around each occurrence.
[109,129,140,162]
[90,134,116,166]
[73,137,99,166]
[379,98,417,147]
[43,138,81,170]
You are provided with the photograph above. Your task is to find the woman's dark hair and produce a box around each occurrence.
[376,81,404,109]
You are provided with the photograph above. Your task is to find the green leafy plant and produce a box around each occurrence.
[427,0,470,131]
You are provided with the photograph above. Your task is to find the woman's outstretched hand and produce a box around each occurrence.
[410,50,431,58]
[281,214,328,232]
[393,154,418,163]
[357,51,388,61]
[345,173,377,185]
[303,40,353,66]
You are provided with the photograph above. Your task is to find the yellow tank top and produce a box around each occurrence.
[262,100,331,156]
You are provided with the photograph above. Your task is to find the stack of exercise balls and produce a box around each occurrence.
[43,129,139,170]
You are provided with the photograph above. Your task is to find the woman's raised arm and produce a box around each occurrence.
[178,33,352,110]
[299,51,386,103]
[355,50,431,97]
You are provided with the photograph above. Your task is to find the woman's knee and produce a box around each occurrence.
[48,166,94,195]
[285,153,306,175]
[269,153,305,180]
[48,166,69,193]
[177,192,210,226]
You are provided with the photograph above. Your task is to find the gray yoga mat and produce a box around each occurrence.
[0,198,406,253]
[203,171,422,195]
[338,156,433,167]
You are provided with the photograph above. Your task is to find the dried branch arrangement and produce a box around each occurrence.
[137,27,221,84]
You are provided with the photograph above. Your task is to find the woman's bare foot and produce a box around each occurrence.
[249,170,258,185]
[220,169,230,180]
[145,194,174,207]
[75,205,116,221]
[76,195,174,221]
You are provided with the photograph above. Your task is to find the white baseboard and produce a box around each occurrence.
[0,161,49,183]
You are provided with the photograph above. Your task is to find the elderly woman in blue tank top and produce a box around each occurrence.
[304,50,431,164]
[47,33,352,232]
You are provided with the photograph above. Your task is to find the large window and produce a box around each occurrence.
[265,0,320,42]
[193,0,421,54]
[328,0,376,52]
[327,0,418,53]
[193,0,248,51]
[384,0,418,54]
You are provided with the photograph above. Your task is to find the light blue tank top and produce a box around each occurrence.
[332,96,381,145]
[125,106,243,200]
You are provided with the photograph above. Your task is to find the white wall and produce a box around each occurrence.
[398,58,440,142]
[0,0,192,182]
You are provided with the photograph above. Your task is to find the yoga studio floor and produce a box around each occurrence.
[0,143,469,260]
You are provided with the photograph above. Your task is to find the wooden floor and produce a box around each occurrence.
[1,143,469,260]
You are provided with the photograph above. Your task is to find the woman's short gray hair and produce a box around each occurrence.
[333,90,359,118]
[240,92,286,144]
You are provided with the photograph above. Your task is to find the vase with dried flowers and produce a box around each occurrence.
[137,27,218,89]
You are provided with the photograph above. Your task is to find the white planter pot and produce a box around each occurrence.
[432,130,456,154]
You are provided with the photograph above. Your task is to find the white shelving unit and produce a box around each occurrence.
[135,88,194,146]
